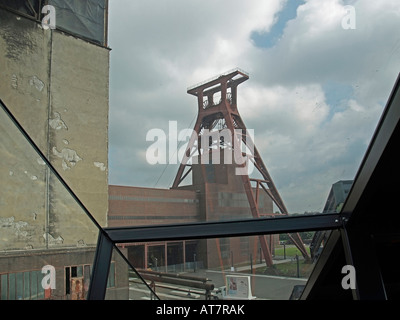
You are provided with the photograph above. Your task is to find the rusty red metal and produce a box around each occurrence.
[172,69,309,266]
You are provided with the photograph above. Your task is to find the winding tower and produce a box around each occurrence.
[172,68,309,266]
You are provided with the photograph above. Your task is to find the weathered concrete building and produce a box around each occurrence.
[0,1,127,299]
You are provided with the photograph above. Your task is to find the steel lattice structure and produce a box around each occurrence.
[171,69,309,266]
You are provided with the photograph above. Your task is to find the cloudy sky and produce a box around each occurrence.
[107,0,400,213]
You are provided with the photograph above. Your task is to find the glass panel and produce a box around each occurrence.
[0,101,105,300]
[122,232,323,300]
[105,246,157,300]
[23,272,30,300]
[16,272,23,300]
[49,0,107,45]
[36,271,44,300]
[0,0,41,19]
[108,262,115,288]
[83,265,91,299]
[105,5,396,300]
[8,273,15,300]
[107,1,395,224]
[77,266,83,278]
[30,271,37,300]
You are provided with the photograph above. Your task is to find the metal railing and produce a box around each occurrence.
[187,67,249,91]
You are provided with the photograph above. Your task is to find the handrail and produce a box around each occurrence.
[187,67,249,91]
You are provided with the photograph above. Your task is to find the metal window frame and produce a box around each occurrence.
[89,72,400,300]
[87,213,341,300]
[2,71,399,300]
[104,214,342,244]
[86,232,113,300]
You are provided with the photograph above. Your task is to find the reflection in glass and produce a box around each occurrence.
[105,246,157,300]
[0,102,148,300]
[0,100,160,300]
[0,101,99,299]
[121,233,322,300]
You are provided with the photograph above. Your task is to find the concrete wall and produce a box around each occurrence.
[0,7,109,252]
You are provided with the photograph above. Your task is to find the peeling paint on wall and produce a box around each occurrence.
[24,170,38,181]
[11,74,18,89]
[37,158,46,166]
[0,216,29,239]
[93,161,106,171]
[52,146,82,170]
[0,8,110,252]
[0,216,14,227]
[49,112,68,130]
[28,75,45,101]
[29,75,44,92]
[44,232,64,245]
[0,24,37,62]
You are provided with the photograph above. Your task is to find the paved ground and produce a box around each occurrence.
[129,259,309,300]
[189,260,308,300]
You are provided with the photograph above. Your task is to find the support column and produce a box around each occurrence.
[87,232,113,300]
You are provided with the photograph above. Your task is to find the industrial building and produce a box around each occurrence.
[2,0,399,302]
[108,175,276,271]
[107,69,307,271]
[93,72,400,300]
[0,1,283,300]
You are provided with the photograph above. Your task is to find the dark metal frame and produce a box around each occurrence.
[300,72,400,300]
[104,214,341,244]
[2,69,399,300]
[88,213,341,300]
[0,99,103,234]
[87,232,114,300]
[88,72,400,300]
[0,98,158,300]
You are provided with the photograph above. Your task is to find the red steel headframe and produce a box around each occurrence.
[172,69,309,266]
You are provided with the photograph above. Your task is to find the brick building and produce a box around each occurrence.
[108,151,277,270]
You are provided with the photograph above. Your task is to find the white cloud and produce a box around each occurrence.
[108,0,400,213]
